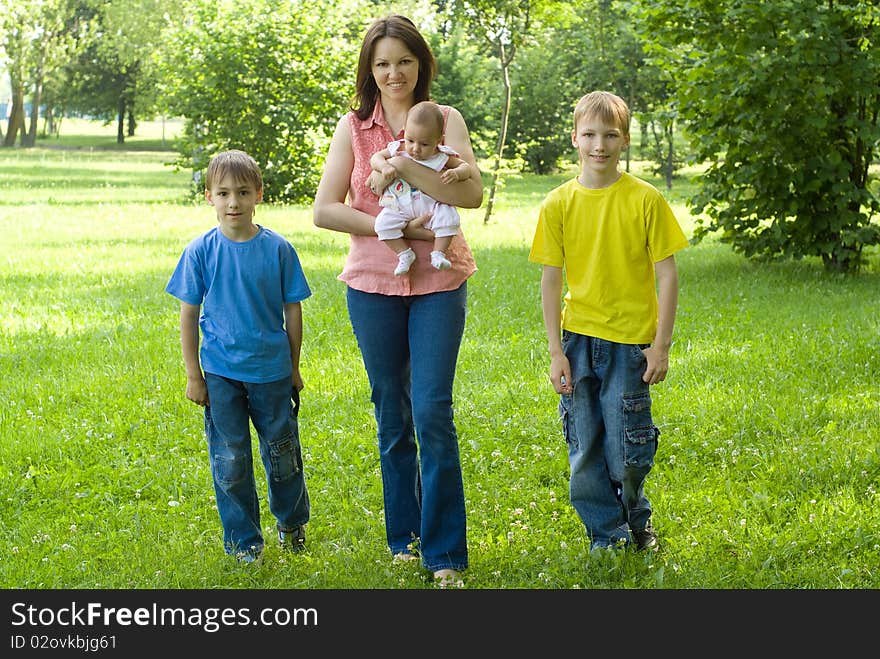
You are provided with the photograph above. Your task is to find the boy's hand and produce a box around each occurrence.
[292,370,304,392]
[550,354,573,395]
[440,169,460,184]
[186,375,209,407]
[641,345,669,385]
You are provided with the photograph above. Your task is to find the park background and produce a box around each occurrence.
[0,0,878,589]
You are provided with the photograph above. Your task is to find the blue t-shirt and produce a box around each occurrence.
[165,226,311,383]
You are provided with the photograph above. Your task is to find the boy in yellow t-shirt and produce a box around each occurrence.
[529,90,688,552]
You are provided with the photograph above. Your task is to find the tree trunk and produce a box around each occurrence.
[483,43,512,225]
[664,122,674,191]
[4,85,26,147]
[24,78,43,147]
[116,96,126,144]
[127,109,136,137]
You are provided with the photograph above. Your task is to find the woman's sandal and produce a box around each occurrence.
[433,569,464,588]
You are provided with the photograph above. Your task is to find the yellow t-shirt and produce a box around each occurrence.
[529,173,689,344]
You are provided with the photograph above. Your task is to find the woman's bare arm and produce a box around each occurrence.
[313,115,381,236]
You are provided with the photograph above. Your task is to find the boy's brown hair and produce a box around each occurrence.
[572,91,631,140]
[205,149,263,192]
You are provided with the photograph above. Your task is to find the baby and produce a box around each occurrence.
[371,101,472,275]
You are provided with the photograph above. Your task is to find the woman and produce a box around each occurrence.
[313,14,483,587]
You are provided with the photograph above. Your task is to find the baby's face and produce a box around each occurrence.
[403,119,442,161]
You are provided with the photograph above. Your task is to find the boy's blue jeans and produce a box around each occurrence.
[559,331,659,550]
[204,373,310,558]
[346,284,468,572]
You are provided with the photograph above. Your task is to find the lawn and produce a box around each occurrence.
[0,124,878,590]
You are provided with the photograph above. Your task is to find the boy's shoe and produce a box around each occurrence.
[430,250,451,270]
[233,548,263,564]
[394,248,416,276]
[632,521,659,552]
[278,525,306,553]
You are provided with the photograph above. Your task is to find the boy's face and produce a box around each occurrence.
[403,118,441,161]
[205,174,262,234]
[572,114,629,178]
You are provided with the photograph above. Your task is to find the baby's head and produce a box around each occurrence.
[403,101,444,161]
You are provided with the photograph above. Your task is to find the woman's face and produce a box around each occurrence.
[371,37,419,102]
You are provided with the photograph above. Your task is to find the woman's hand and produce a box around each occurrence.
[403,212,435,241]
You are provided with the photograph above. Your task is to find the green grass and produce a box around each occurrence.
[0,130,878,590]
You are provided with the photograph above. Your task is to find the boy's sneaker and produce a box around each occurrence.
[233,546,263,564]
[278,525,306,553]
[632,521,659,552]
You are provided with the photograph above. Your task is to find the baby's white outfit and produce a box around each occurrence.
[374,140,461,241]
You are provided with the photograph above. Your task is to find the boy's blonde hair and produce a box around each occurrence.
[573,91,631,140]
[406,101,445,140]
[205,149,263,191]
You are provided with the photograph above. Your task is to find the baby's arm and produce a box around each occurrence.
[440,154,472,184]
[368,148,397,193]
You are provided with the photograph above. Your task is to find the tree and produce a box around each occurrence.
[0,0,82,147]
[154,0,367,203]
[638,0,880,273]
[63,0,178,144]
[429,24,500,159]
[446,0,545,223]
[504,0,659,176]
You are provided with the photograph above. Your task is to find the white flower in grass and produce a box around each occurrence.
[168,500,180,507]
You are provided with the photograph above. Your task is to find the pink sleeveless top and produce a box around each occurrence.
[339,102,477,296]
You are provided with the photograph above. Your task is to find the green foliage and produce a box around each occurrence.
[153,0,368,203]
[506,41,580,173]
[430,26,501,158]
[638,0,880,273]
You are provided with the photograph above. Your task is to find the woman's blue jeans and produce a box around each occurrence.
[560,332,659,550]
[346,283,468,572]
[204,374,310,558]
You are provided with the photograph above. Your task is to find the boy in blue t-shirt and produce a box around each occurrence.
[529,91,688,552]
[166,149,311,563]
